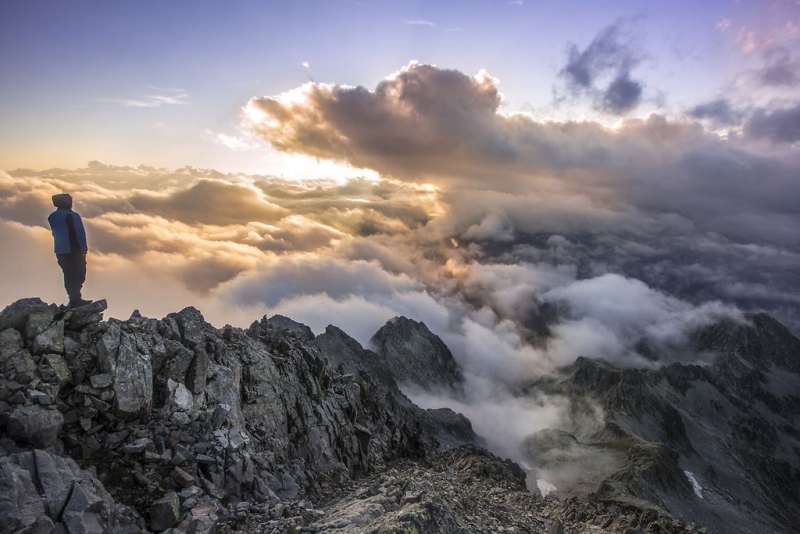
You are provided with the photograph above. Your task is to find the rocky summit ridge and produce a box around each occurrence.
[0,297,797,533]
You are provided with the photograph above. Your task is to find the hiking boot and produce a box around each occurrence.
[68,299,93,308]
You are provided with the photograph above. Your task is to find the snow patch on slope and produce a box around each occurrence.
[684,470,703,499]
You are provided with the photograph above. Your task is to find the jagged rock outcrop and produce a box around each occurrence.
[0,299,476,533]
[369,316,463,393]
[308,322,474,450]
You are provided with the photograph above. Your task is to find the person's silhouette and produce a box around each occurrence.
[48,193,92,307]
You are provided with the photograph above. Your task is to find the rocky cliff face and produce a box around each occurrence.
[0,296,762,533]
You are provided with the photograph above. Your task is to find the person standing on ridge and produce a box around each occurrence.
[48,193,92,308]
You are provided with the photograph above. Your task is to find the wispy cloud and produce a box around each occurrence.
[737,28,763,53]
[145,84,187,92]
[508,1,524,6]
[94,93,189,108]
[404,19,437,27]
[716,17,731,32]
[204,129,260,151]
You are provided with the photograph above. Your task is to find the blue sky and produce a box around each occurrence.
[1,0,791,173]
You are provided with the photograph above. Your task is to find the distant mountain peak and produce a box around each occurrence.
[370,315,463,394]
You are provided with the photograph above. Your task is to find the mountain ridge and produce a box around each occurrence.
[1,297,797,532]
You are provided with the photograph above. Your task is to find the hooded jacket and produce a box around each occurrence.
[48,208,88,254]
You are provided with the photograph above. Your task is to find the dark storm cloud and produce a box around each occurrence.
[601,72,643,114]
[744,103,800,143]
[688,99,741,126]
[559,21,645,114]
[561,22,639,89]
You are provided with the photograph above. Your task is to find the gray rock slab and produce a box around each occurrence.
[66,299,107,330]
[7,405,64,447]
[32,320,65,355]
[113,331,153,420]
[89,373,113,389]
[170,466,195,488]
[0,457,47,532]
[43,353,72,386]
[122,437,154,454]
[33,449,78,521]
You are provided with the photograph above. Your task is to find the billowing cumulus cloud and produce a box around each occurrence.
[246,62,511,183]
[246,63,800,249]
[128,179,288,225]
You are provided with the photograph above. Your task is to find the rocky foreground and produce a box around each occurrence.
[0,297,783,533]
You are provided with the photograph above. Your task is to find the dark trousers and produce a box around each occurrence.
[56,253,86,303]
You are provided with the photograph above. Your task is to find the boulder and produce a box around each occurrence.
[0,328,24,361]
[186,347,209,395]
[0,298,52,333]
[32,319,65,355]
[174,497,220,534]
[96,319,122,374]
[166,378,194,411]
[169,306,207,348]
[7,405,63,447]
[25,310,58,342]
[66,299,107,330]
[32,449,78,522]
[43,353,72,386]
[150,491,180,531]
